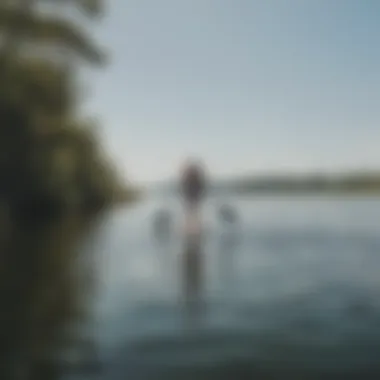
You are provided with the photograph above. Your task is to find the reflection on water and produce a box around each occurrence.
[98,197,380,380]
[3,197,380,379]
[217,205,241,288]
[0,213,102,380]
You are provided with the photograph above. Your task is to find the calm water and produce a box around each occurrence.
[83,196,380,379]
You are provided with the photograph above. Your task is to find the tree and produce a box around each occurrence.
[0,1,130,379]
[0,0,106,65]
[0,0,130,212]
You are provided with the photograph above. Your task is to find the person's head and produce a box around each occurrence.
[179,157,207,205]
[181,157,205,177]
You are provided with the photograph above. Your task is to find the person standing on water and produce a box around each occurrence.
[179,159,207,318]
[180,159,206,211]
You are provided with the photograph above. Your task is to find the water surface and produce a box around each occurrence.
[87,196,380,379]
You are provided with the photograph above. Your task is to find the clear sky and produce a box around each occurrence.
[85,0,380,184]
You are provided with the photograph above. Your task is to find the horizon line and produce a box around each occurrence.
[139,167,380,188]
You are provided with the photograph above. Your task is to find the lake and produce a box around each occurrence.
[75,195,380,379]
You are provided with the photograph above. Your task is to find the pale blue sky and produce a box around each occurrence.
[85,0,380,184]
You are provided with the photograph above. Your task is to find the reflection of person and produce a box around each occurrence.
[183,208,203,312]
[152,208,171,244]
[218,203,241,248]
[218,204,238,224]
[218,204,240,287]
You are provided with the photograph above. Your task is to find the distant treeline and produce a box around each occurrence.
[213,172,380,195]
[155,172,380,197]
[0,0,136,222]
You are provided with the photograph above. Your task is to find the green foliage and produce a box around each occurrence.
[0,1,133,379]
[39,0,105,18]
[0,216,99,379]
[0,2,106,64]
[0,0,130,217]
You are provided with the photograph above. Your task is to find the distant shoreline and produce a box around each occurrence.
[210,172,380,197]
[155,172,380,198]
[220,190,380,197]
[213,187,380,198]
